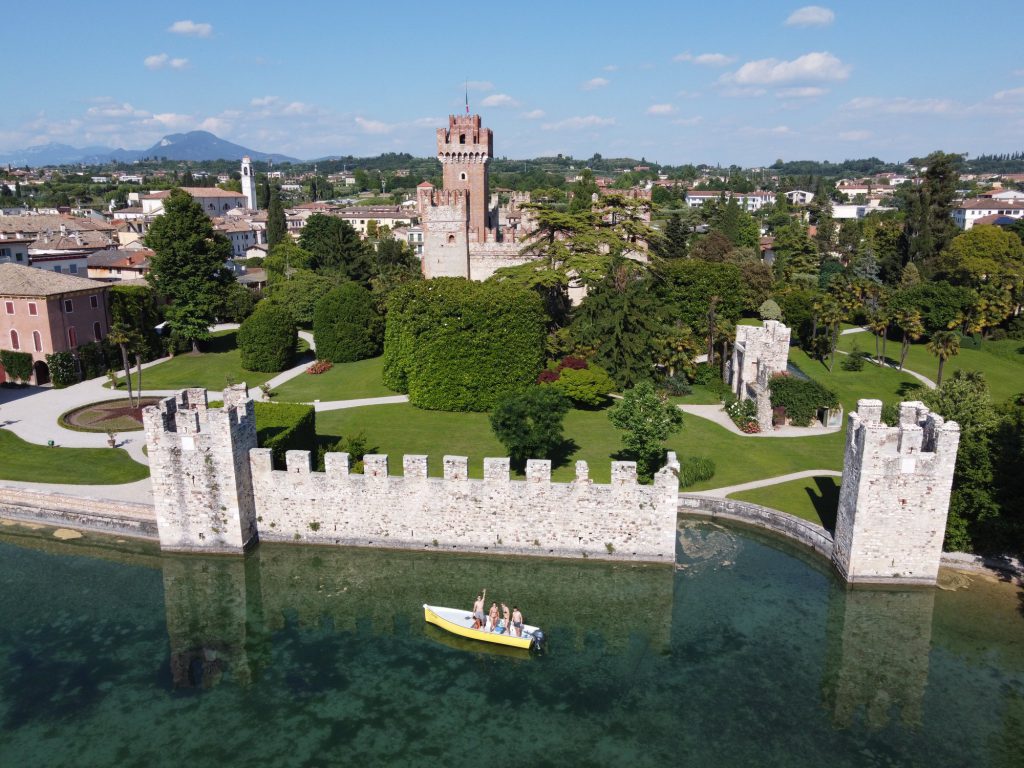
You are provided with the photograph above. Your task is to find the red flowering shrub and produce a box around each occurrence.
[306,360,334,375]
[559,356,588,371]
[740,421,761,434]
[536,369,560,384]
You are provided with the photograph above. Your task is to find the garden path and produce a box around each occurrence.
[678,404,843,438]
[693,469,843,499]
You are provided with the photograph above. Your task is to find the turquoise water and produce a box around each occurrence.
[0,522,1022,768]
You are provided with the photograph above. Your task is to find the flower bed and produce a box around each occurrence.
[306,360,334,375]
[725,398,760,434]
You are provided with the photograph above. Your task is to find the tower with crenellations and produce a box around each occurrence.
[831,399,960,585]
[438,114,492,242]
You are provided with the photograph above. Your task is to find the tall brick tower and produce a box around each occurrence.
[437,114,492,243]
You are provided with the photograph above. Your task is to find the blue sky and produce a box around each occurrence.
[3,1,1023,164]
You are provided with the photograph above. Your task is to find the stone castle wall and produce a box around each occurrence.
[467,240,533,280]
[249,449,680,562]
[731,320,791,400]
[832,399,960,585]
[419,189,469,278]
[142,385,258,554]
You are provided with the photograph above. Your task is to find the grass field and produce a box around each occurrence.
[729,475,841,529]
[788,346,923,413]
[273,356,393,402]
[0,428,149,484]
[837,331,1024,402]
[114,330,311,392]
[314,402,846,488]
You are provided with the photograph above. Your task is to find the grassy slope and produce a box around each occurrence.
[729,475,841,529]
[273,356,392,402]
[0,428,149,484]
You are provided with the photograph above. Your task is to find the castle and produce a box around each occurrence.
[140,384,962,586]
[417,114,536,280]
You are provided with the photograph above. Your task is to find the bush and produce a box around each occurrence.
[46,351,78,388]
[661,373,692,397]
[313,282,382,363]
[490,387,570,466]
[758,299,783,321]
[306,360,333,375]
[77,342,114,381]
[840,344,865,371]
[1008,316,1024,340]
[960,333,982,350]
[726,398,758,431]
[316,430,370,473]
[0,349,33,383]
[238,302,297,372]
[989,328,1007,342]
[384,278,546,412]
[769,375,838,427]
[679,456,716,488]
[691,362,720,386]
[221,283,256,323]
[254,402,316,469]
[548,364,615,407]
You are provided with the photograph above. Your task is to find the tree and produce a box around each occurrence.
[926,330,960,386]
[144,189,233,352]
[900,150,960,264]
[660,212,688,259]
[567,169,599,213]
[894,308,924,370]
[267,187,287,247]
[299,214,373,283]
[921,370,999,552]
[548,364,615,407]
[608,380,683,482]
[313,282,382,363]
[264,241,314,283]
[759,299,783,321]
[267,270,336,325]
[773,221,819,282]
[489,387,571,468]
[107,322,138,407]
[237,302,297,372]
[813,294,844,371]
[937,226,1024,290]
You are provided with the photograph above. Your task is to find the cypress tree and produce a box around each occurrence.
[267,187,286,247]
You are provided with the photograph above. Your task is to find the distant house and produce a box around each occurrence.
[685,190,774,212]
[87,248,153,281]
[952,198,1024,230]
[0,263,111,384]
[140,187,248,217]
[785,190,815,205]
[0,236,31,266]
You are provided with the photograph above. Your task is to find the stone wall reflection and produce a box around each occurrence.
[160,543,675,688]
[822,587,935,728]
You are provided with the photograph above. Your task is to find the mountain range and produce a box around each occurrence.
[0,131,298,167]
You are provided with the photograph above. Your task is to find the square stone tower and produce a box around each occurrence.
[832,399,960,585]
[437,114,492,243]
[143,384,258,554]
[730,320,791,400]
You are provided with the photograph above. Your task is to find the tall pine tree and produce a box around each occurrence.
[267,187,286,247]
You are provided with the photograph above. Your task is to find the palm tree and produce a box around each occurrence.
[896,309,924,371]
[926,331,960,386]
[814,295,844,372]
[107,323,136,408]
[866,310,888,364]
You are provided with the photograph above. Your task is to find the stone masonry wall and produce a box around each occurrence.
[731,320,791,399]
[832,399,960,585]
[143,385,258,554]
[420,191,470,279]
[249,450,680,563]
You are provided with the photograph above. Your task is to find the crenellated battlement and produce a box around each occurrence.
[437,114,492,157]
[832,399,960,585]
[419,187,469,210]
[248,449,680,561]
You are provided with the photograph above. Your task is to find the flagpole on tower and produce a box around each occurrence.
[465,79,469,115]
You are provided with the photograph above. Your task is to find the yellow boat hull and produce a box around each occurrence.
[423,604,538,650]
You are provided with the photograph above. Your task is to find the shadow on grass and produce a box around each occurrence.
[897,381,927,398]
[200,331,238,354]
[805,476,840,532]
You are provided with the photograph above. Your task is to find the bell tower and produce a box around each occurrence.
[437,114,492,243]
[240,155,257,211]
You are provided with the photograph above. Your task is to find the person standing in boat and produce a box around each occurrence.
[487,601,500,632]
[511,606,524,637]
[472,590,486,630]
[500,603,511,635]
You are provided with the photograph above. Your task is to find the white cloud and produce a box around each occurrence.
[582,77,610,91]
[672,116,703,126]
[542,115,615,131]
[481,93,520,108]
[777,86,827,98]
[739,125,793,136]
[785,6,835,27]
[724,52,849,84]
[355,116,394,134]
[168,20,212,37]
[144,53,188,70]
[86,102,150,119]
[603,64,619,72]
[465,81,494,91]
[674,52,735,66]
[198,116,231,134]
[521,109,545,119]
[250,96,278,107]
[845,96,957,114]
[994,87,1024,100]
[839,130,872,141]
[646,103,677,116]
[282,101,315,116]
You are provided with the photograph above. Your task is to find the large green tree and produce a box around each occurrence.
[900,150,960,264]
[144,189,233,352]
[267,186,287,247]
[608,380,683,482]
[299,214,373,283]
[937,226,1024,291]
[313,282,382,363]
[489,387,571,468]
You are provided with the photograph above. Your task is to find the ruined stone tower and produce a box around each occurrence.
[832,399,960,585]
[143,384,258,554]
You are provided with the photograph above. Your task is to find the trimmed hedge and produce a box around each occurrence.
[238,302,297,372]
[0,349,33,383]
[383,278,546,412]
[769,375,839,427]
[254,401,316,469]
[313,282,382,363]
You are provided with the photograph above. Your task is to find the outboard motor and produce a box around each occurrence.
[530,630,545,651]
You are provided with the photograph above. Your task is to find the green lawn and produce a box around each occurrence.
[116,330,310,392]
[273,356,393,402]
[668,383,723,406]
[0,428,149,484]
[729,475,841,530]
[788,346,923,413]
[837,331,1024,401]
[314,402,845,488]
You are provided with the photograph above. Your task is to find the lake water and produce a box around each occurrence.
[0,521,1021,768]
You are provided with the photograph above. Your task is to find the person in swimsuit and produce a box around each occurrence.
[511,606,523,638]
[500,603,511,635]
[487,601,500,632]
[472,590,486,630]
